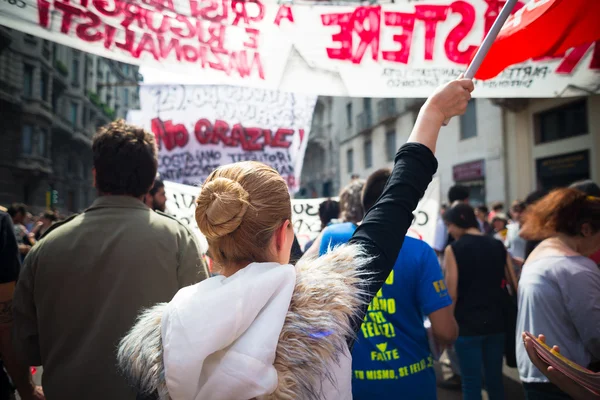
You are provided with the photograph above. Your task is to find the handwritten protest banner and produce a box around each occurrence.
[128,85,316,191]
[1,0,597,97]
[291,197,338,250]
[163,180,208,254]
[163,178,439,253]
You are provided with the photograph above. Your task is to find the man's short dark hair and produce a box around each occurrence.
[362,168,391,212]
[92,120,157,197]
[7,203,27,218]
[42,211,57,221]
[448,185,469,203]
[149,178,164,196]
[491,201,504,212]
[476,205,489,215]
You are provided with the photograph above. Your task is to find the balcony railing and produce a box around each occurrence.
[377,99,397,122]
[356,112,373,132]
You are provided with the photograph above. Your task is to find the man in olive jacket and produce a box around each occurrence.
[12,120,209,400]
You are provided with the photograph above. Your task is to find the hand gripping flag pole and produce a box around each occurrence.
[443,0,519,125]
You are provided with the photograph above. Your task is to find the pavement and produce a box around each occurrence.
[24,361,526,400]
[436,357,526,400]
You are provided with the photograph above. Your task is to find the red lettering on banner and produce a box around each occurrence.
[555,42,599,74]
[322,2,476,65]
[144,10,171,34]
[322,6,382,63]
[142,0,174,12]
[262,129,271,146]
[54,1,83,34]
[382,12,414,64]
[114,28,135,53]
[158,36,183,60]
[170,15,196,39]
[322,12,352,61]
[230,124,248,149]
[274,5,294,26]
[151,118,189,151]
[212,119,232,145]
[444,1,477,65]
[194,119,212,144]
[37,0,51,28]
[187,119,296,151]
[134,33,160,60]
[483,0,525,37]
[189,0,228,22]
[244,28,259,50]
[76,11,103,41]
[244,127,263,151]
[414,5,448,60]
[93,0,121,17]
[351,6,381,64]
[120,1,145,29]
[272,129,293,148]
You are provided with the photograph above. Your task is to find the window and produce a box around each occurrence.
[122,88,128,107]
[363,98,372,126]
[23,64,34,97]
[22,125,33,155]
[71,58,80,85]
[346,102,352,126]
[347,148,354,173]
[123,64,130,74]
[535,100,588,144]
[364,139,373,168]
[37,129,47,157]
[385,130,396,161]
[70,102,78,126]
[460,100,477,140]
[41,70,49,101]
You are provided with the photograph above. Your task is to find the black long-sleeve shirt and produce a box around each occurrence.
[349,142,438,334]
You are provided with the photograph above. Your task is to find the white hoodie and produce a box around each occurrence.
[118,244,367,400]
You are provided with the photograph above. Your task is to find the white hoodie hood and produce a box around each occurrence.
[161,263,296,400]
[118,243,370,400]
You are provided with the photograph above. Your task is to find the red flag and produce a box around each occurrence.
[474,0,600,80]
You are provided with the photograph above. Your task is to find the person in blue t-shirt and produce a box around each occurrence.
[319,168,458,400]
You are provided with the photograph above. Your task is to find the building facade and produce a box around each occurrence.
[325,93,600,208]
[0,28,141,214]
[504,95,600,203]
[298,96,341,198]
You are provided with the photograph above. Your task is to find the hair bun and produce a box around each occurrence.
[195,177,249,240]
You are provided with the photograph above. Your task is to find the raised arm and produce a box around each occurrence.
[349,79,473,314]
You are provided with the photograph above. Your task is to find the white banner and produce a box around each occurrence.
[129,85,316,191]
[1,0,597,97]
[163,180,208,253]
[163,178,439,254]
[292,178,441,250]
[291,197,338,250]
[407,177,440,249]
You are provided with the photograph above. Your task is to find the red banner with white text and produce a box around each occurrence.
[0,0,597,97]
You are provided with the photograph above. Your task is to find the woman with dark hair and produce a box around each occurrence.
[443,203,518,400]
[517,188,600,400]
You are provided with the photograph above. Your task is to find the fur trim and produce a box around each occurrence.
[266,243,371,400]
[116,243,370,400]
[117,303,169,400]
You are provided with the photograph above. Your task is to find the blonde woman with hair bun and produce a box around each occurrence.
[118,78,475,400]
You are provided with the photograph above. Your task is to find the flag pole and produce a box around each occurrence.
[465,0,520,79]
[442,0,519,126]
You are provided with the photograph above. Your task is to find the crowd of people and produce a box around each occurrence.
[0,78,597,400]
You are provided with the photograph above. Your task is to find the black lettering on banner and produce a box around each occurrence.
[412,210,428,227]
[2,0,26,8]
